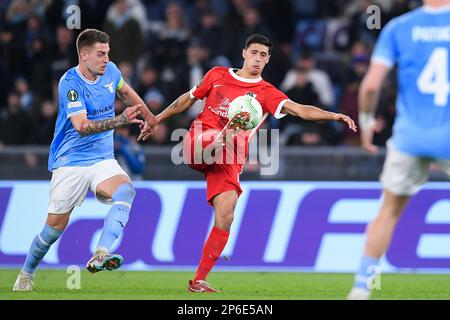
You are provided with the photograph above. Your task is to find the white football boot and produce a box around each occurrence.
[86,248,123,273]
[13,271,35,291]
[347,287,371,300]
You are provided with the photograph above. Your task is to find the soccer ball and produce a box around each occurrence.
[227,94,263,130]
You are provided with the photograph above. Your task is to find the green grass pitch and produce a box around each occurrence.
[2,269,450,300]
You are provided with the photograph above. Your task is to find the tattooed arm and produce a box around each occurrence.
[70,105,143,137]
[71,81,157,138]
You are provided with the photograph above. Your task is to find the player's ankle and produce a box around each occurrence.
[95,247,109,255]
[20,269,35,279]
[193,275,206,282]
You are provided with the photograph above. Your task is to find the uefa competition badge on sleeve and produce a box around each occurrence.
[67,89,78,101]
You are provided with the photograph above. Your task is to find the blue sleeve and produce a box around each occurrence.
[372,19,399,68]
[108,62,124,91]
[58,77,87,119]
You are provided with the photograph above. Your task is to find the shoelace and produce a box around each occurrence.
[87,254,106,266]
[19,277,34,288]
[196,280,210,287]
[95,253,107,260]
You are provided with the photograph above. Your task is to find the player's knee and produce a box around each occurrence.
[47,222,66,231]
[224,214,234,228]
[112,183,136,206]
[216,211,234,229]
[46,214,70,231]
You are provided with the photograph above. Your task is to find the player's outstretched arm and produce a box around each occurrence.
[358,62,390,154]
[156,91,197,123]
[281,100,357,132]
[117,81,158,133]
[138,91,197,141]
[70,105,143,137]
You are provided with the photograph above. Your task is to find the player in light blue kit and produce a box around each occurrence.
[13,29,157,291]
[348,0,450,299]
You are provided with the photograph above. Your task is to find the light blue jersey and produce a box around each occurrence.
[372,5,450,159]
[48,61,124,171]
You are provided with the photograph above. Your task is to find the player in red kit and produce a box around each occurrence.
[139,34,357,293]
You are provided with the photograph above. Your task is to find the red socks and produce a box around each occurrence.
[193,226,230,282]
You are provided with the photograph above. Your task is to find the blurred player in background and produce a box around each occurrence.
[139,33,357,293]
[13,29,157,291]
[114,126,146,180]
[348,0,450,300]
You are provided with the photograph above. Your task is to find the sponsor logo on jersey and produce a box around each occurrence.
[91,105,114,116]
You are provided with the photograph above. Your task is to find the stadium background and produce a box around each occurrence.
[2,0,450,278]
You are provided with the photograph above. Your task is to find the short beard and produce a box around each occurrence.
[88,66,104,77]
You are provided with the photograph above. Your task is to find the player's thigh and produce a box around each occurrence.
[206,163,243,207]
[95,174,131,199]
[90,159,131,203]
[184,129,221,169]
[212,190,239,214]
[380,140,430,196]
[212,189,238,230]
[48,166,91,215]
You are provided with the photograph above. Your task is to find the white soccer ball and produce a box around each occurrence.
[227,94,263,130]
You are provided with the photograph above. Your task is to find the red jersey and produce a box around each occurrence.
[185,67,290,205]
[189,66,290,131]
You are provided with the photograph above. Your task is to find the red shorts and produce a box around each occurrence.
[183,129,245,206]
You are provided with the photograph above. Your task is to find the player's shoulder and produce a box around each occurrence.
[199,66,228,85]
[58,67,81,89]
[259,79,280,92]
[106,61,120,73]
[207,66,228,77]
[386,7,427,30]
[210,66,228,73]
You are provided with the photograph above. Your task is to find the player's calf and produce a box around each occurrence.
[13,224,63,291]
[88,183,135,273]
[96,183,135,252]
[23,225,63,275]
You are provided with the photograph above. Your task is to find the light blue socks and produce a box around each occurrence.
[353,255,379,290]
[22,184,135,276]
[23,224,63,275]
[97,184,136,252]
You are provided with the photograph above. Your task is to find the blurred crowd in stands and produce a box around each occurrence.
[0,0,421,150]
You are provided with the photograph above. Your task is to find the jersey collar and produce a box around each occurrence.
[228,68,262,83]
[76,66,101,85]
[423,4,450,13]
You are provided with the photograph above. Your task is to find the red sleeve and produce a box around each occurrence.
[262,84,290,119]
[189,67,225,100]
